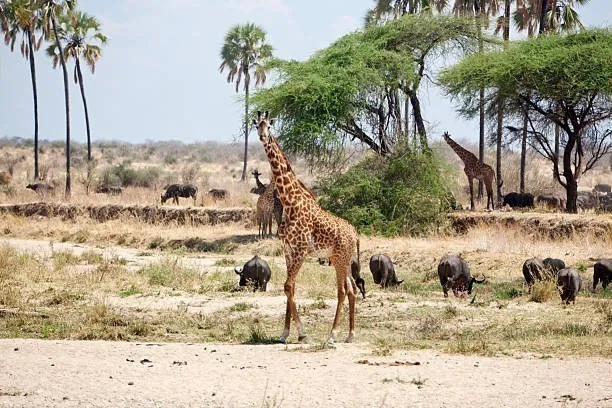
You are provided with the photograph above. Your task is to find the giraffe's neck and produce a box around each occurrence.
[254,175,267,190]
[263,136,310,207]
[444,135,477,165]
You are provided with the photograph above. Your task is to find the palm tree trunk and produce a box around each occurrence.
[496,99,503,204]
[51,16,71,199]
[75,58,91,163]
[27,30,39,182]
[241,81,249,182]
[408,91,428,152]
[476,1,485,200]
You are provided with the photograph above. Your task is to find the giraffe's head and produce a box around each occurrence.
[253,111,275,143]
[442,131,451,141]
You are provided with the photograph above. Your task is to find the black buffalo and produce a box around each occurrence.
[503,192,535,209]
[26,183,54,193]
[543,257,565,276]
[369,254,403,288]
[522,257,546,288]
[437,255,485,298]
[593,259,612,290]
[161,184,198,205]
[556,268,582,304]
[536,195,566,211]
[208,188,229,200]
[95,184,123,195]
[318,257,366,299]
[234,255,271,292]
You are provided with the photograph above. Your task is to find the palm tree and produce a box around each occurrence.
[454,1,501,200]
[47,9,106,190]
[512,0,588,189]
[219,23,273,182]
[39,0,75,198]
[4,0,44,181]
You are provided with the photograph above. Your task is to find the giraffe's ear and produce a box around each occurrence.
[264,111,269,119]
[257,111,262,121]
[252,119,257,126]
[269,119,274,125]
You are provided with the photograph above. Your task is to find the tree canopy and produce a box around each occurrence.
[439,28,612,212]
[253,14,479,163]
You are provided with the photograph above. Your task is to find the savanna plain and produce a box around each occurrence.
[0,140,611,407]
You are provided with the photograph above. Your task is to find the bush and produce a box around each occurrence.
[318,150,455,236]
[102,163,163,188]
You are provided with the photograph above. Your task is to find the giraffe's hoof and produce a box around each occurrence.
[278,337,287,344]
[344,335,354,344]
[297,335,309,344]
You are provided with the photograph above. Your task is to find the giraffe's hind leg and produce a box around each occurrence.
[329,251,355,344]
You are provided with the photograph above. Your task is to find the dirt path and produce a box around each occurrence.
[1,339,611,408]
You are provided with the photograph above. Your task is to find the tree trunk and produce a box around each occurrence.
[241,80,249,182]
[562,132,578,213]
[476,3,485,200]
[52,17,71,199]
[75,58,93,194]
[27,30,39,182]
[408,91,428,152]
[76,58,91,163]
[520,113,528,193]
[538,0,549,35]
[565,178,578,213]
[496,99,503,204]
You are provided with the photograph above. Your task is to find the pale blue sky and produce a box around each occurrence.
[0,0,610,146]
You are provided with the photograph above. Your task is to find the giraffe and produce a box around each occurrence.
[443,131,496,210]
[252,169,284,235]
[256,182,275,238]
[253,111,360,344]
[250,169,268,195]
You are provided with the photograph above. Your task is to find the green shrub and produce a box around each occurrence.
[318,150,454,236]
[102,162,163,188]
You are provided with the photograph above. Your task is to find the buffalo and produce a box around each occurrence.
[543,257,565,276]
[522,257,546,288]
[161,183,198,205]
[26,183,54,193]
[369,254,403,288]
[95,184,123,195]
[593,184,611,194]
[593,259,612,290]
[536,195,566,211]
[318,257,366,299]
[502,192,535,209]
[234,255,271,292]
[556,268,582,304]
[438,255,485,298]
[208,188,229,200]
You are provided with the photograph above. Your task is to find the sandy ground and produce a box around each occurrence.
[1,339,611,408]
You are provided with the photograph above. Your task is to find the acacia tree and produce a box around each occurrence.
[439,29,612,213]
[254,15,478,163]
[219,23,273,182]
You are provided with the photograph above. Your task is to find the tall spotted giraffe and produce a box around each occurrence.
[253,111,360,344]
[443,132,496,210]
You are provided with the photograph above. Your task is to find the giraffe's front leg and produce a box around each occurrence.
[279,249,307,343]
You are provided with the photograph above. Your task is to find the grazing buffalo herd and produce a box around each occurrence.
[234,253,611,306]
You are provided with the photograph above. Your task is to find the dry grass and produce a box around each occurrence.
[1,214,611,357]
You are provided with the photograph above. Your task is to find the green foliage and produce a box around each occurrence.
[102,162,163,188]
[318,151,454,236]
[439,29,612,103]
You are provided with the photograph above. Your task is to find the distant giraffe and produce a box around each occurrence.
[256,182,275,238]
[253,111,360,344]
[251,169,283,235]
[443,131,496,210]
[250,169,268,195]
